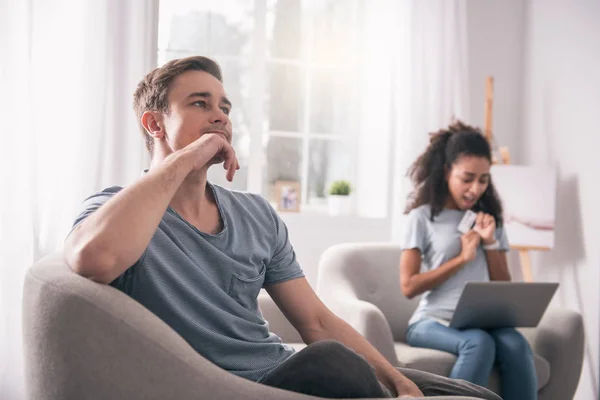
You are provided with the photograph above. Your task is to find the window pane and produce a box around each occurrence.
[309,67,356,134]
[267,0,359,63]
[159,7,209,54]
[157,49,200,67]
[307,139,353,204]
[267,0,305,60]
[309,0,359,65]
[264,137,303,201]
[267,64,305,132]
[207,3,254,57]
[158,0,254,58]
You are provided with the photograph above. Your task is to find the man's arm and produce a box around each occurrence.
[65,153,193,283]
[265,278,423,398]
[64,134,236,284]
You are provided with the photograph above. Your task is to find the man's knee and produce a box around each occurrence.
[275,340,386,397]
[305,339,349,354]
[305,340,362,361]
[303,340,376,377]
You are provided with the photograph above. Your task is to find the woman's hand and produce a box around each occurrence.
[460,230,481,263]
[473,212,496,245]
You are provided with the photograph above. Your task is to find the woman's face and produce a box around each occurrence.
[445,155,491,210]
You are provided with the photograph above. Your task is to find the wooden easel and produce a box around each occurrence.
[483,76,536,282]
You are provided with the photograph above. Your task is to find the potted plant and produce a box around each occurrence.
[328,180,352,216]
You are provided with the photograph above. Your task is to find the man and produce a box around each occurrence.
[65,56,500,399]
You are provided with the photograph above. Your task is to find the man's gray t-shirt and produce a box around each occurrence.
[72,183,304,382]
[400,204,509,326]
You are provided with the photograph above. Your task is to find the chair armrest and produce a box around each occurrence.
[316,244,402,365]
[327,298,399,366]
[531,308,585,400]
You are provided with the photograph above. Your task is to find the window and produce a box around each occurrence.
[158,0,363,212]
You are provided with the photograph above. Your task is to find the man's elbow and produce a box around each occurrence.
[297,313,332,344]
[64,240,116,284]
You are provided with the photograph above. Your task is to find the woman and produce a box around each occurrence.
[399,121,537,400]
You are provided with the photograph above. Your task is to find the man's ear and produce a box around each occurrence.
[141,111,165,139]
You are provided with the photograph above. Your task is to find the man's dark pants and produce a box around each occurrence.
[260,340,502,399]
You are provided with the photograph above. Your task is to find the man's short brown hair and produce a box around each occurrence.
[133,56,223,154]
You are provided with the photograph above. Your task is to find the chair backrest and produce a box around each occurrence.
[317,243,421,342]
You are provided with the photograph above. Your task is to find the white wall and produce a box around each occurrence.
[466,0,527,163]
[522,1,600,399]
[465,0,530,274]
[450,1,599,398]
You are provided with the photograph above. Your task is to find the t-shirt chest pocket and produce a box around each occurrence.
[228,264,266,310]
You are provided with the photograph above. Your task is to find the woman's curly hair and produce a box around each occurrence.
[404,120,503,225]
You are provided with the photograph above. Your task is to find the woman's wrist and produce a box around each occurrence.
[482,237,496,245]
[483,240,500,250]
[457,253,470,266]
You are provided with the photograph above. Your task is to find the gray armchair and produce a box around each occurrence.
[22,253,485,400]
[315,243,585,400]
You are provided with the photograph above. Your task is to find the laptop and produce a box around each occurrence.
[449,282,559,329]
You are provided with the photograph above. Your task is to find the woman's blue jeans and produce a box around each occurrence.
[406,318,538,400]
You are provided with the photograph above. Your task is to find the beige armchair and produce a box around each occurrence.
[22,252,486,400]
[315,243,585,400]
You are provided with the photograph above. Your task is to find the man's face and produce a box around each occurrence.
[160,70,232,152]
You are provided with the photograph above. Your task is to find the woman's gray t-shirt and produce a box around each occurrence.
[71,183,304,382]
[400,204,509,326]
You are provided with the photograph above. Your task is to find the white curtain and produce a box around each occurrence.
[354,0,396,219]
[0,0,158,398]
[353,0,470,222]
[390,0,471,240]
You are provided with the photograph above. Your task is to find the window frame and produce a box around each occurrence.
[157,0,362,213]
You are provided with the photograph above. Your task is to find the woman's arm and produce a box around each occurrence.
[484,249,511,281]
[475,212,511,281]
[399,231,480,298]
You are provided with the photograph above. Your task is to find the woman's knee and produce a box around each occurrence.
[460,330,496,358]
[492,328,532,357]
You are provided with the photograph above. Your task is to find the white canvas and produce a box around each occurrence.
[491,165,557,249]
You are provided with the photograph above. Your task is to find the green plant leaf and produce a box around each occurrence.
[329,180,352,196]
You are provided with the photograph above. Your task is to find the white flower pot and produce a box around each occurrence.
[328,195,352,216]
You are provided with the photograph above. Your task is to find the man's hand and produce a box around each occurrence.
[179,133,240,182]
[395,377,424,398]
